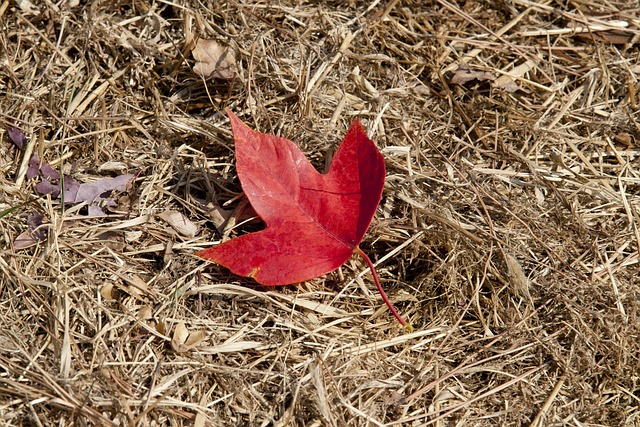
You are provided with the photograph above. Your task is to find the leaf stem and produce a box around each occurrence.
[355,246,413,332]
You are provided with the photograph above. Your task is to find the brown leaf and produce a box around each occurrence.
[192,39,237,80]
[204,202,233,232]
[100,283,117,301]
[172,322,189,351]
[137,305,153,320]
[451,67,495,85]
[506,254,532,302]
[13,230,39,250]
[574,30,632,45]
[171,322,206,353]
[614,132,634,148]
[13,210,47,250]
[156,318,167,336]
[16,0,39,15]
[184,329,206,348]
[126,274,149,299]
[158,210,198,237]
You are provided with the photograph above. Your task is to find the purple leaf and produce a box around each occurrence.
[8,127,27,149]
[26,155,41,179]
[27,210,47,240]
[60,178,80,201]
[26,210,44,228]
[87,205,106,216]
[63,174,134,204]
[36,179,60,197]
[40,163,60,180]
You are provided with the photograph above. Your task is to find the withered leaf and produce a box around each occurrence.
[63,174,134,206]
[13,210,47,250]
[171,322,206,353]
[451,67,495,85]
[7,127,27,149]
[192,39,237,80]
[158,210,198,237]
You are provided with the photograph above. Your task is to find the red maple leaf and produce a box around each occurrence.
[198,110,411,331]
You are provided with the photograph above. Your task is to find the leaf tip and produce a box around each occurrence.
[348,119,365,136]
[225,108,240,123]
[196,247,220,264]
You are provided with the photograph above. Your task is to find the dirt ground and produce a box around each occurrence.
[1,1,640,426]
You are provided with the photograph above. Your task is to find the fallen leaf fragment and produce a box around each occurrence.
[125,230,143,243]
[16,0,39,15]
[172,322,189,349]
[87,206,104,216]
[7,127,27,149]
[198,110,412,331]
[158,210,198,237]
[614,132,633,148]
[124,274,149,300]
[25,155,69,182]
[204,201,233,232]
[13,210,47,250]
[506,254,532,302]
[156,318,167,336]
[171,322,206,353]
[26,155,134,215]
[192,39,237,79]
[451,67,495,85]
[27,209,44,229]
[570,19,632,44]
[98,161,128,172]
[36,179,61,197]
[63,174,134,205]
[137,305,153,320]
[492,60,535,93]
[100,283,117,301]
[39,162,60,180]
[13,230,40,250]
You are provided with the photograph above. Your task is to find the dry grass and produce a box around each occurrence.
[1,0,640,426]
